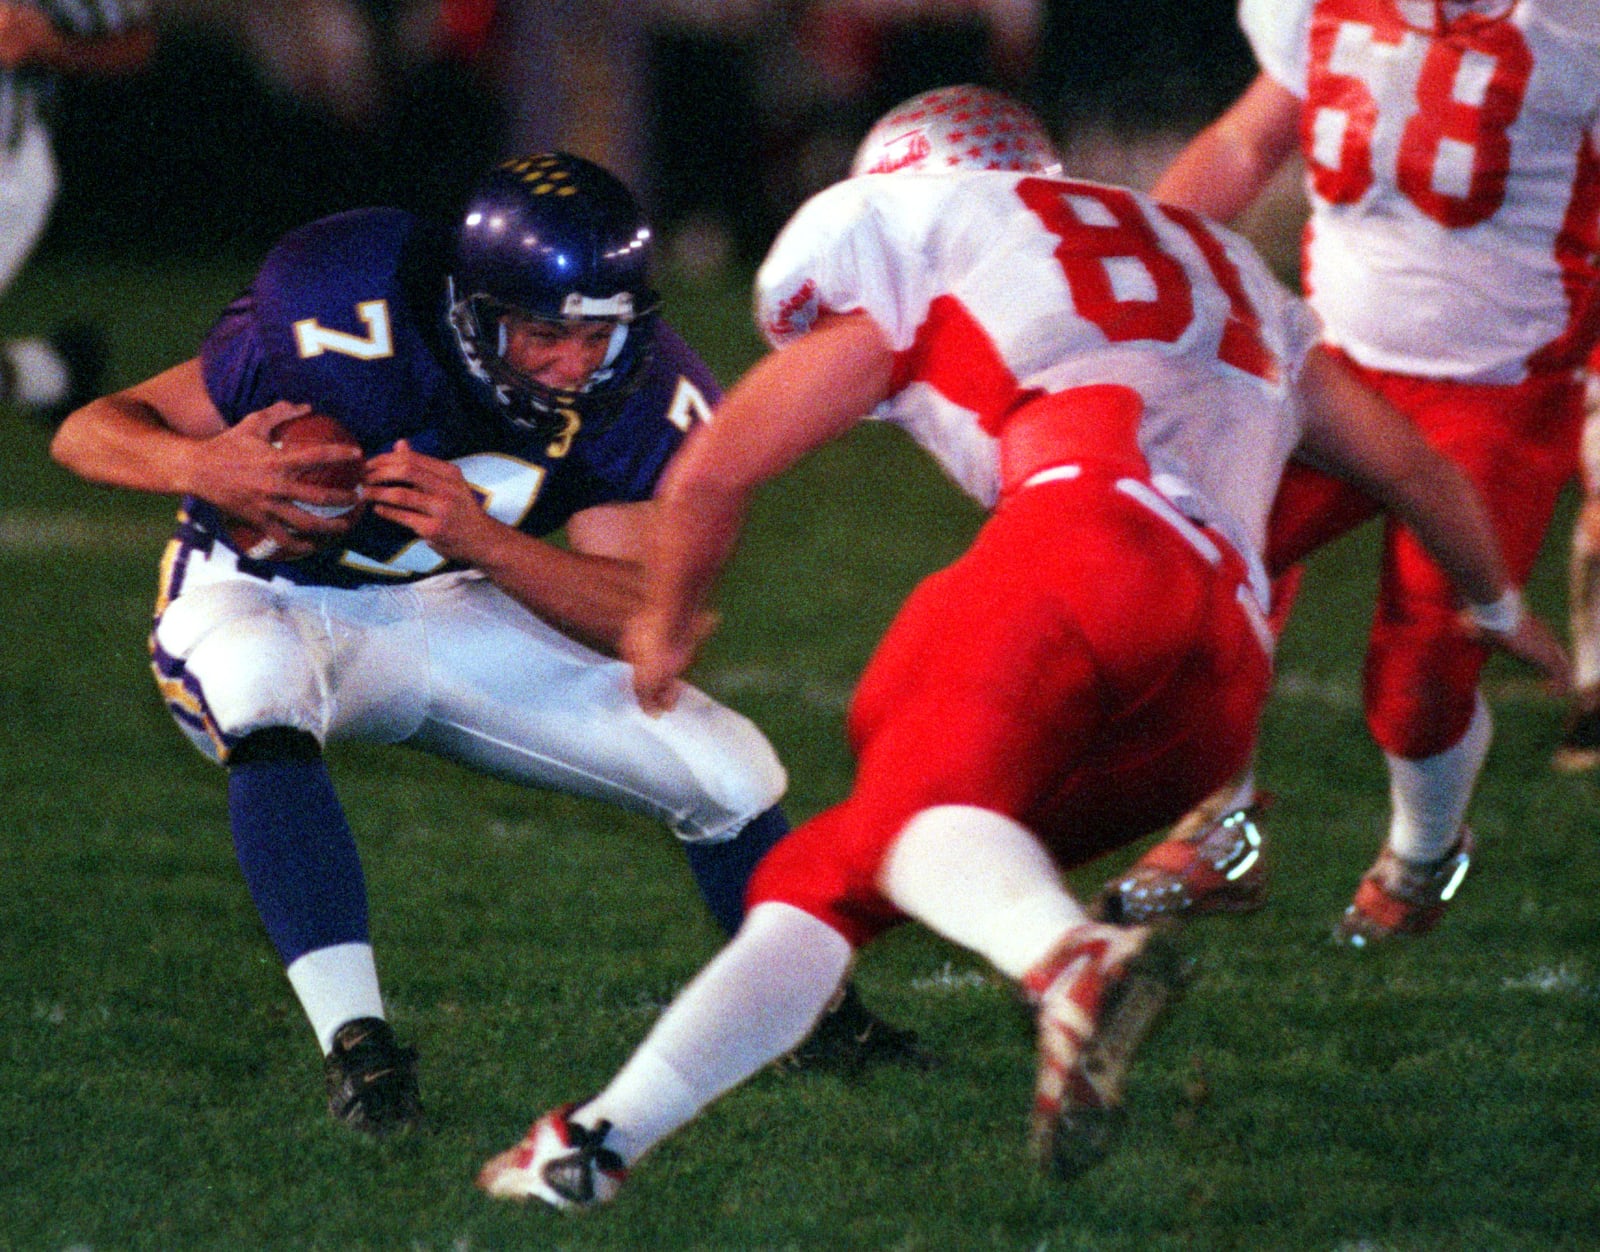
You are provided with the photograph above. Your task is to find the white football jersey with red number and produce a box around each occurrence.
[754,170,1319,566]
[1242,0,1600,382]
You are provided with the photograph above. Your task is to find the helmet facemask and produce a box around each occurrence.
[1396,0,1515,32]
[446,277,654,439]
[444,153,661,442]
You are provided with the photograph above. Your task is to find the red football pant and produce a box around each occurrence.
[1267,355,1583,759]
[749,469,1273,947]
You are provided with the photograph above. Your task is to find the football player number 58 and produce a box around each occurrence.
[1306,19,1532,228]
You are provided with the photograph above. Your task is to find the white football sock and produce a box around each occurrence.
[578,902,852,1164]
[880,805,1087,980]
[1212,764,1257,815]
[3,338,67,406]
[1385,691,1491,863]
[285,942,386,1054]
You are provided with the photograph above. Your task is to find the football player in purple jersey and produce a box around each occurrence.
[50,153,921,1137]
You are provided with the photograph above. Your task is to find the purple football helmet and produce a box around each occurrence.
[446,153,660,436]
[850,85,1062,179]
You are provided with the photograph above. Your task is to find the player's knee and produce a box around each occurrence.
[720,738,788,818]
[672,758,789,843]
[189,648,324,748]
[161,601,326,745]
[659,698,788,841]
[1366,681,1477,759]
[1366,609,1487,759]
[229,726,322,768]
[747,804,897,948]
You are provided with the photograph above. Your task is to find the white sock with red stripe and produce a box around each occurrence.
[881,804,1087,980]
[575,902,852,1165]
[1385,691,1491,863]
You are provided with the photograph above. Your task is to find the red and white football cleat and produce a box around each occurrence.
[477,1103,627,1210]
[1334,828,1475,948]
[1092,802,1268,924]
[1023,922,1186,1179]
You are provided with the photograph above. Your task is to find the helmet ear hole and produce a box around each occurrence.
[444,152,660,437]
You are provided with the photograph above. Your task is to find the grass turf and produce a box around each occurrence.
[0,250,1597,1250]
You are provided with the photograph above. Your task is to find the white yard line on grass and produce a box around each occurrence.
[0,509,171,555]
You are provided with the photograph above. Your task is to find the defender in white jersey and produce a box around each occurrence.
[475,87,1564,1209]
[0,1,153,425]
[1102,0,1600,943]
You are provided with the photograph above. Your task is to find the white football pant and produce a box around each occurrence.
[151,538,786,843]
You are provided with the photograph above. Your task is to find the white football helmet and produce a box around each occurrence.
[850,84,1062,179]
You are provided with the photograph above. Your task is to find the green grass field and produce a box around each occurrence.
[2,250,1597,1251]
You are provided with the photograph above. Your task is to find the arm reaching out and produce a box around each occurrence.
[1151,72,1302,223]
[625,312,897,712]
[1294,346,1571,693]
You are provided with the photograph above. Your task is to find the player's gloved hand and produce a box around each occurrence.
[196,401,364,557]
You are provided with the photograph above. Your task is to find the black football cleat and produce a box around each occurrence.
[777,982,937,1076]
[324,1017,420,1137]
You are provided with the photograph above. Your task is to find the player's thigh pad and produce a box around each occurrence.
[405,576,785,841]
[152,576,331,760]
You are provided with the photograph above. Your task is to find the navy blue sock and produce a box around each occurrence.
[226,729,369,964]
[683,805,791,936]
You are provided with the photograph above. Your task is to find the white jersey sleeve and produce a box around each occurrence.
[758,180,941,352]
[758,177,1001,502]
[1239,0,1314,94]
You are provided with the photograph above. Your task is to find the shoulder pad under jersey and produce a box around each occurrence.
[204,208,454,448]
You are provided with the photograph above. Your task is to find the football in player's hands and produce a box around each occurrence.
[225,412,365,561]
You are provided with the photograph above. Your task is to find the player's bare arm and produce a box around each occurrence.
[627,311,895,712]
[1294,346,1571,690]
[564,499,656,563]
[1150,72,1301,222]
[50,357,364,555]
[361,439,650,655]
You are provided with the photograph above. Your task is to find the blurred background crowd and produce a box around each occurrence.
[52,0,1262,273]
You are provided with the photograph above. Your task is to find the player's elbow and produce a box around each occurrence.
[658,462,748,534]
[657,429,756,522]
[48,410,91,475]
